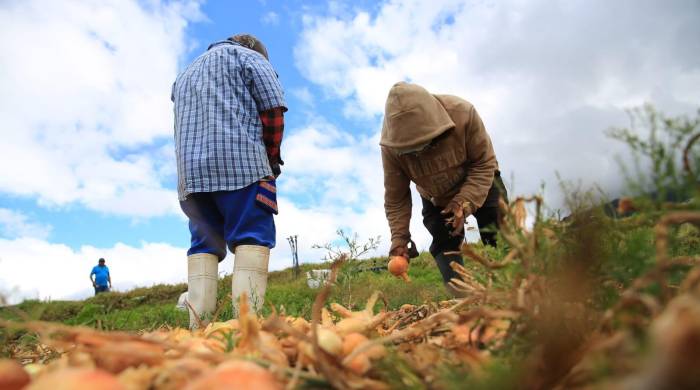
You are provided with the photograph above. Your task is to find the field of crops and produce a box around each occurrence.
[2,198,699,389]
[1,109,699,389]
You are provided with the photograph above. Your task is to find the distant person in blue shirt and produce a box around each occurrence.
[90,258,111,295]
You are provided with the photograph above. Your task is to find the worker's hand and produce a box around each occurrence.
[389,245,409,259]
[92,282,96,288]
[441,201,468,237]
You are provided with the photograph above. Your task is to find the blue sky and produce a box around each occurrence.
[0,0,698,303]
[0,0,380,250]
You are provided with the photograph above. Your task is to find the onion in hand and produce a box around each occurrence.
[388,256,410,282]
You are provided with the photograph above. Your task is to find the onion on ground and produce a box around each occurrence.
[342,333,369,356]
[344,353,371,375]
[184,360,282,390]
[317,328,343,356]
[0,359,30,390]
[26,368,124,390]
[343,332,386,360]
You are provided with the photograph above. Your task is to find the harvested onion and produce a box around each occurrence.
[343,332,385,360]
[26,368,124,390]
[289,317,310,333]
[344,352,371,375]
[152,358,211,389]
[317,328,343,356]
[388,256,410,282]
[342,333,368,356]
[184,360,281,390]
[336,317,367,335]
[203,321,238,338]
[0,359,30,390]
[93,341,165,373]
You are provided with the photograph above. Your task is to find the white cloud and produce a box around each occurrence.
[290,87,315,107]
[274,119,391,262]
[0,208,52,240]
[0,0,203,217]
[273,192,480,271]
[0,238,189,304]
[261,11,280,25]
[294,0,700,206]
[281,119,382,209]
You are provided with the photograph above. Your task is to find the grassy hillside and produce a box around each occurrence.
[0,253,450,333]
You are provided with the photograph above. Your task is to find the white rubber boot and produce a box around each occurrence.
[187,253,218,329]
[232,245,270,314]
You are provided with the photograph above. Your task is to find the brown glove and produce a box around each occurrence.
[441,200,472,237]
[389,245,409,259]
[389,240,419,259]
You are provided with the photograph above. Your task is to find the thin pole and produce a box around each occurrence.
[287,235,300,278]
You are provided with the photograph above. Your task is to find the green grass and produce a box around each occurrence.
[2,214,698,331]
[0,253,449,332]
[1,283,188,325]
[189,252,450,322]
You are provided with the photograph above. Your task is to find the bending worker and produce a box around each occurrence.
[172,34,286,328]
[380,82,507,294]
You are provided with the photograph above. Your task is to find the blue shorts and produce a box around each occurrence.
[179,181,276,261]
[94,285,110,295]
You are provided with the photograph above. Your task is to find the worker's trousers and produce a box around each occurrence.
[421,171,508,256]
[179,181,276,261]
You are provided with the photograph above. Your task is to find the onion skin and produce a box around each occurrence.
[184,360,282,390]
[342,333,368,356]
[152,358,211,390]
[336,317,366,335]
[345,353,371,375]
[388,256,410,282]
[297,342,315,366]
[343,333,385,360]
[317,328,343,356]
[341,333,372,374]
[26,368,124,390]
[93,341,165,373]
[0,359,30,390]
[203,321,238,338]
[289,317,310,333]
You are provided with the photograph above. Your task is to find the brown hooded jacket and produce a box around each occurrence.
[380,83,498,252]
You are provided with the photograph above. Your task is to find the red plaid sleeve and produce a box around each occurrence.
[260,107,285,170]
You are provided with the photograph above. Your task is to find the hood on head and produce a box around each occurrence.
[379,82,455,149]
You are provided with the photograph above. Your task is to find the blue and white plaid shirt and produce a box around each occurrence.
[172,40,286,200]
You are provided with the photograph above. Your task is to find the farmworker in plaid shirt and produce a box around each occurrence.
[171,34,286,328]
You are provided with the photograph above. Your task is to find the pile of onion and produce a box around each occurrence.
[388,256,410,282]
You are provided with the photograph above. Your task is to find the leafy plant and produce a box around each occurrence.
[607,104,699,205]
[312,229,381,262]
